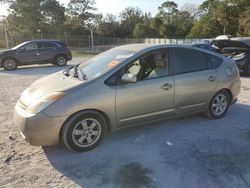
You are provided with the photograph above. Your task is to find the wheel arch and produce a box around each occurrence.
[59,109,112,144]
[1,56,20,67]
[222,88,232,103]
[53,53,67,61]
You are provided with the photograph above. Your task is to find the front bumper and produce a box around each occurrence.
[13,104,68,146]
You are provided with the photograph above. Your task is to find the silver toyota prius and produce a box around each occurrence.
[14,44,241,152]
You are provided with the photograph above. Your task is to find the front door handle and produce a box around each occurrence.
[208,76,215,82]
[161,83,172,90]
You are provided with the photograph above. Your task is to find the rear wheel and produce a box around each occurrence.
[62,111,107,152]
[55,55,67,66]
[2,58,17,70]
[206,90,230,119]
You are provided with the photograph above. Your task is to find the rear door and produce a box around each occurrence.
[173,47,218,114]
[37,42,59,63]
[16,42,40,64]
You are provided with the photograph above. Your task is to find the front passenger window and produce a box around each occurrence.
[24,42,38,51]
[125,50,169,82]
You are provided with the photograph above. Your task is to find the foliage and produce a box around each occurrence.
[1,0,250,40]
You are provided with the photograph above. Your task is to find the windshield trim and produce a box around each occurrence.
[11,41,30,50]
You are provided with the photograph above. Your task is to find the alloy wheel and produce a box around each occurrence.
[72,118,102,148]
[4,59,17,70]
[212,94,228,116]
[57,56,66,66]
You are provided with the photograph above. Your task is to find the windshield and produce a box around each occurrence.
[78,48,134,81]
[11,42,29,50]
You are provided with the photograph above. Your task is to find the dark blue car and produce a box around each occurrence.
[0,40,72,70]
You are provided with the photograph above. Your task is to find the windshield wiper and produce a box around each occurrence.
[63,68,70,76]
[76,65,87,80]
[73,65,79,78]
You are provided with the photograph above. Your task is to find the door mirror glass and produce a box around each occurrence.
[121,73,137,83]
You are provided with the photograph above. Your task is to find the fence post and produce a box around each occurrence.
[90,29,94,53]
[4,25,9,49]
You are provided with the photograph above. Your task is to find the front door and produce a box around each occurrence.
[37,42,58,63]
[115,49,175,127]
[17,42,41,64]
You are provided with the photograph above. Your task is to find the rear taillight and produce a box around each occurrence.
[65,45,70,52]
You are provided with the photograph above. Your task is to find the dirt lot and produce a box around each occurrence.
[0,58,250,188]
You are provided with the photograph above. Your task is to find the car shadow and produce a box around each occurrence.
[0,57,88,76]
[44,103,250,188]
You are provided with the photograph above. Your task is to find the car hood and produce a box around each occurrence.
[19,71,84,108]
[0,49,14,55]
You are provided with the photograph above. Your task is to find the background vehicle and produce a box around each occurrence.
[0,40,72,70]
[14,44,240,152]
[192,43,219,53]
[211,38,250,75]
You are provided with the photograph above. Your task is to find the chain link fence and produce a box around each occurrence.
[0,31,210,53]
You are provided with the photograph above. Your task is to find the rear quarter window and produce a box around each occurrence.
[206,54,223,68]
[56,41,67,47]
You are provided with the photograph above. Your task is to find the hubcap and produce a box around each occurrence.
[212,94,228,116]
[72,118,101,147]
[57,56,66,65]
[5,59,16,70]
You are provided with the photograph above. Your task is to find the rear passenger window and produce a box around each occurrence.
[174,48,208,74]
[206,54,223,68]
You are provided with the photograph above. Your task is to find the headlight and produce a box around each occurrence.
[25,92,64,114]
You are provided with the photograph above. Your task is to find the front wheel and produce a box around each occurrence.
[62,111,107,152]
[55,55,67,66]
[206,90,230,119]
[2,58,17,70]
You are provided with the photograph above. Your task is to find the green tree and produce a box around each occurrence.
[238,6,250,36]
[41,0,65,34]
[157,1,178,24]
[119,7,143,37]
[7,0,43,35]
[172,11,194,38]
[6,0,65,37]
[96,14,120,37]
[187,15,222,38]
[67,0,96,27]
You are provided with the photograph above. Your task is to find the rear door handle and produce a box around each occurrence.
[161,83,172,90]
[208,76,215,82]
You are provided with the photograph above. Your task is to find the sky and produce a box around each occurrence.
[0,0,204,17]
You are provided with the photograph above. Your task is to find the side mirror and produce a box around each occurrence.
[121,73,137,83]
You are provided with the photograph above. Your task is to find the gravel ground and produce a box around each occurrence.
[0,59,250,188]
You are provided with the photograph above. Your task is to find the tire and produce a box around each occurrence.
[2,58,18,70]
[55,55,67,66]
[247,63,250,76]
[62,111,107,152]
[206,90,230,119]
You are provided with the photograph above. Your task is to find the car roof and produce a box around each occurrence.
[27,39,64,43]
[113,43,224,59]
[113,43,203,52]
